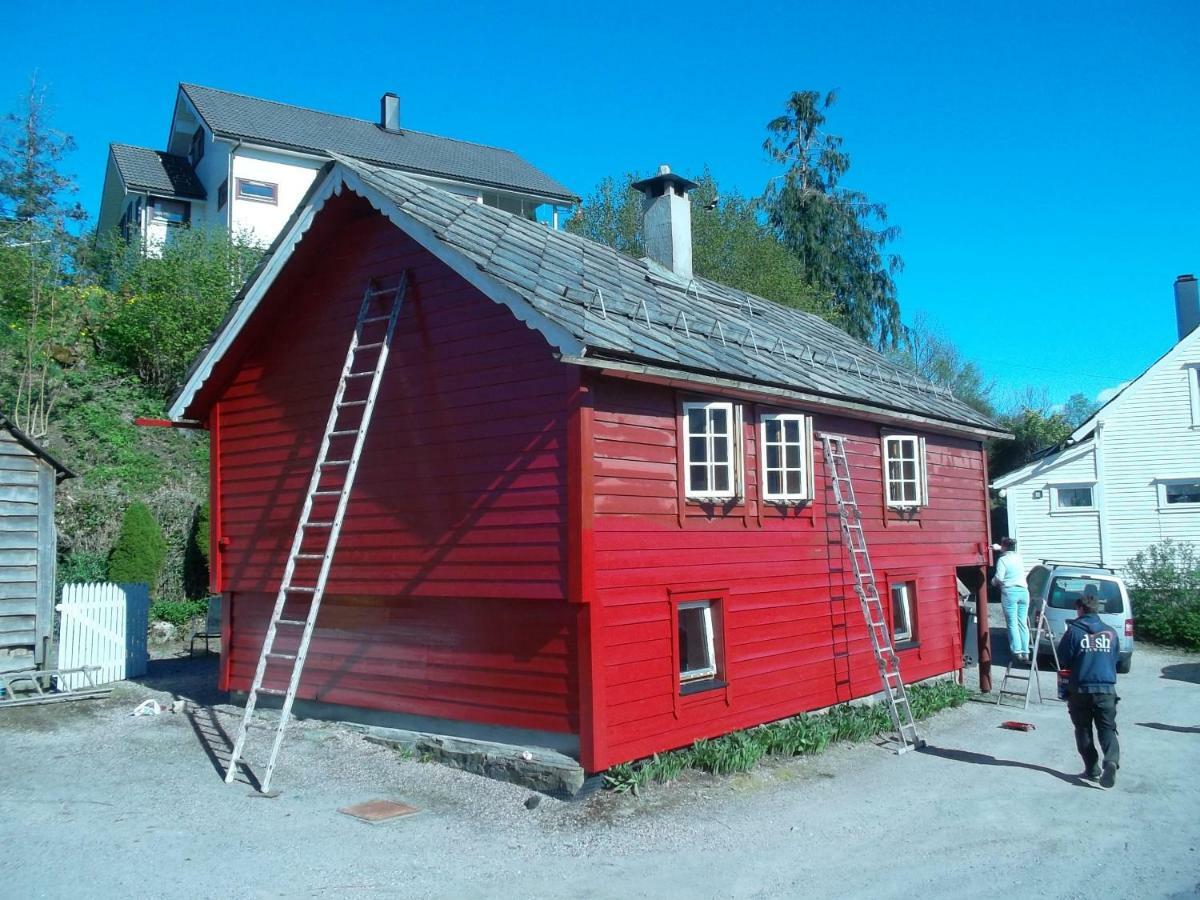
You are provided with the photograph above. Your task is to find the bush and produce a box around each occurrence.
[150,598,208,628]
[107,501,167,595]
[182,501,210,600]
[1126,540,1200,649]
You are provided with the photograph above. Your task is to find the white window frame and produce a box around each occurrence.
[881,433,927,508]
[890,582,915,643]
[1156,477,1200,511]
[760,412,812,502]
[236,178,279,205]
[682,400,740,500]
[1049,482,1097,513]
[1187,364,1200,428]
[677,600,717,682]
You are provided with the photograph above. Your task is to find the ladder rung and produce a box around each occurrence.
[355,341,385,351]
[321,460,350,467]
[360,314,391,323]
[338,400,368,408]
[267,652,297,661]
[344,372,375,379]
[303,521,334,528]
[329,429,358,437]
[366,286,400,297]
[311,491,340,497]
[285,586,318,593]
[294,553,324,559]
[276,618,307,626]
[256,687,287,696]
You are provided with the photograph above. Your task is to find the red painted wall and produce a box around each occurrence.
[585,376,988,770]
[210,195,577,734]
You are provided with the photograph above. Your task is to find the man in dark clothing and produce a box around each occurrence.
[1057,591,1121,788]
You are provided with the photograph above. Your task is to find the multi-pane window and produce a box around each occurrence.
[882,434,925,507]
[1163,480,1200,505]
[890,581,916,643]
[149,198,189,225]
[1052,484,1095,510]
[236,178,279,204]
[683,401,738,498]
[678,600,717,683]
[761,413,810,501]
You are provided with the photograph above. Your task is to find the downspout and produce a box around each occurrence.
[1094,422,1113,568]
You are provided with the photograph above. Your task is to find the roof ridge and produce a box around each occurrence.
[111,142,190,158]
[180,83,526,156]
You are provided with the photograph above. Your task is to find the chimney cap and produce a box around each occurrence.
[1176,273,1197,283]
[631,164,698,198]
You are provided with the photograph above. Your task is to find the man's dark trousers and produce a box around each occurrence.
[1067,692,1119,770]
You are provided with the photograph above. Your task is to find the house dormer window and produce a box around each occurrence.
[683,401,739,500]
[882,433,927,508]
[189,128,204,167]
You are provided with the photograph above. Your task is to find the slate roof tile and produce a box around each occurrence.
[110,144,206,200]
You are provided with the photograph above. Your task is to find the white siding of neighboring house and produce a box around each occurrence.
[190,129,227,229]
[1004,444,1103,566]
[229,146,325,245]
[97,154,128,237]
[1098,334,1200,569]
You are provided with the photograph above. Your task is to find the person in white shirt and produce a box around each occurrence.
[991,537,1030,662]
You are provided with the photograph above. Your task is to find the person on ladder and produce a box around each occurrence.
[1057,589,1121,788]
[991,537,1030,662]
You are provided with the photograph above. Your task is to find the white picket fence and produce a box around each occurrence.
[56,583,150,689]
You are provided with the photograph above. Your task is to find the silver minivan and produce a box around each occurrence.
[1027,562,1134,673]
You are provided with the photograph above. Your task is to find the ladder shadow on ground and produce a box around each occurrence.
[187,702,264,791]
[917,744,1090,787]
[1136,722,1200,734]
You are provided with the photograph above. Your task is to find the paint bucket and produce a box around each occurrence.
[1057,669,1071,701]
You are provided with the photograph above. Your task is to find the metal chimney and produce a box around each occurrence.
[380,93,400,132]
[631,165,698,281]
[1176,274,1199,342]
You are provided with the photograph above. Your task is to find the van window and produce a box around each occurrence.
[1047,576,1123,614]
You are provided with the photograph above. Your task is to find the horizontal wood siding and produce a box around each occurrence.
[212,194,575,732]
[0,433,44,651]
[226,591,578,733]
[1005,447,1102,565]
[588,377,988,769]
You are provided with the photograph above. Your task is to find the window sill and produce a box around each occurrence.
[894,639,919,651]
[686,495,742,504]
[763,497,811,507]
[1158,505,1200,513]
[1049,508,1097,516]
[680,678,727,696]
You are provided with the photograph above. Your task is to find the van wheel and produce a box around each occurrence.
[1116,655,1132,675]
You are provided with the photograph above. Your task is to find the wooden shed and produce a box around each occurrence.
[168,157,1007,772]
[0,414,73,673]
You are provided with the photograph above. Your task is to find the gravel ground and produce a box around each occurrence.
[1,639,1197,899]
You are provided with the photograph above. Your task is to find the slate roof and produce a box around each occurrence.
[180,84,577,204]
[110,144,206,200]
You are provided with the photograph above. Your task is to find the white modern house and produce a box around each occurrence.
[97,84,578,249]
[993,275,1200,571]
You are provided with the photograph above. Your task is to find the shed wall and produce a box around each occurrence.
[213,196,577,733]
[0,431,54,666]
[585,377,988,769]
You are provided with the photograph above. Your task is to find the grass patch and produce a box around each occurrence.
[603,680,968,794]
[150,598,208,628]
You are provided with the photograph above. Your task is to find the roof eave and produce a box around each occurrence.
[0,415,75,480]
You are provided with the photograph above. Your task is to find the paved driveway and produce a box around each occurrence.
[1,641,1197,899]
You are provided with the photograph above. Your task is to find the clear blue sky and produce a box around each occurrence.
[6,0,1197,408]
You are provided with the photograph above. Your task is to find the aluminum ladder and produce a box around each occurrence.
[224,274,408,793]
[820,434,923,754]
[995,601,1059,709]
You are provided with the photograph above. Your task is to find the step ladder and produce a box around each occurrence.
[224,273,408,793]
[820,434,923,754]
[995,600,1059,709]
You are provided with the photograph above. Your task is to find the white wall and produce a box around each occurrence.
[96,154,127,237]
[1099,331,1200,568]
[229,146,325,245]
[1005,444,1103,566]
[190,131,228,229]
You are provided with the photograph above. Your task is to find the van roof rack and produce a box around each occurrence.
[1040,558,1116,573]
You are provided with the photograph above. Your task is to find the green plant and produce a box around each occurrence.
[150,598,208,628]
[183,501,210,599]
[1126,540,1200,649]
[107,501,167,595]
[601,680,970,793]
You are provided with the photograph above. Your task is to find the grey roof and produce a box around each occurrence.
[338,158,1001,434]
[0,413,74,481]
[180,83,577,204]
[110,144,206,200]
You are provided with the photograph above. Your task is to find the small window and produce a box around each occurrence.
[683,401,739,499]
[1188,365,1200,427]
[1051,483,1095,511]
[236,178,279,204]
[678,600,717,683]
[1160,479,1200,506]
[149,198,189,225]
[890,581,916,643]
[217,179,228,211]
[882,434,925,507]
[189,128,205,166]
[761,413,810,502]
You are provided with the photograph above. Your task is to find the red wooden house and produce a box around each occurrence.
[169,156,1006,773]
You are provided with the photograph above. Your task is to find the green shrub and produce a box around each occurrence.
[1126,540,1200,649]
[602,681,969,793]
[150,598,208,628]
[107,501,167,595]
[58,550,108,584]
